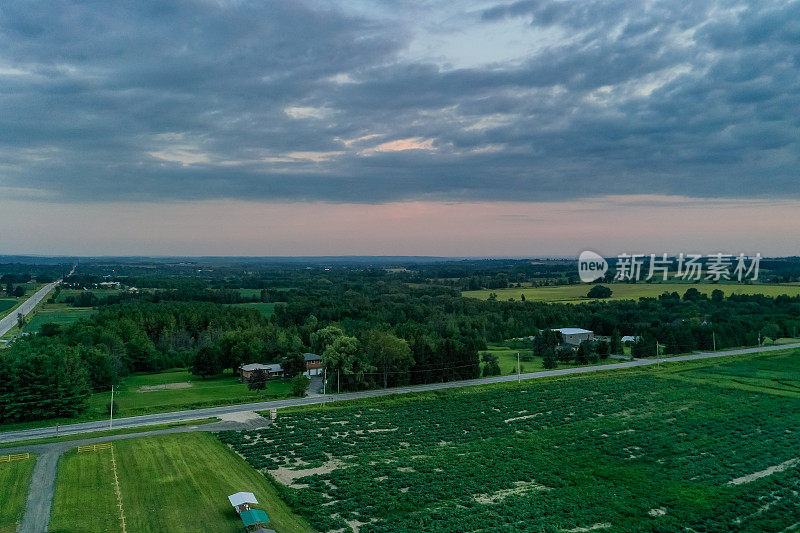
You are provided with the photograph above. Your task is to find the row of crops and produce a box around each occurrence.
[219,355,800,532]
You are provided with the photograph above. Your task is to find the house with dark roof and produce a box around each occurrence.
[303,352,322,376]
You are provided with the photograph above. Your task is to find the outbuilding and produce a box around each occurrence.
[553,327,595,346]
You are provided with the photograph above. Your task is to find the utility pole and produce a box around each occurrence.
[712,331,716,352]
[109,385,114,429]
[517,352,520,384]
[337,370,340,394]
[323,367,327,395]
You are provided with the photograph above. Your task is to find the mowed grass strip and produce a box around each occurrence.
[0,454,34,533]
[50,433,313,533]
[50,448,119,533]
[463,282,800,302]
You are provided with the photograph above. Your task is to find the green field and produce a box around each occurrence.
[482,345,618,375]
[22,305,95,333]
[0,298,16,316]
[668,349,800,397]
[83,370,294,419]
[0,454,34,533]
[222,350,800,532]
[232,301,279,317]
[49,433,312,533]
[463,282,800,303]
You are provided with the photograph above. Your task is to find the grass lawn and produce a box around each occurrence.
[232,301,280,317]
[482,345,618,375]
[22,304,95,333]
[50,432,313,533]
[0,454,35,533]
[463,282,800,303]
[0,370,295,433]
[83,370,294,420]
[667,349,800,398]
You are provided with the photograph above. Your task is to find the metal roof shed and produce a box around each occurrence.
[228,492,259,507]
[240,509,270,527]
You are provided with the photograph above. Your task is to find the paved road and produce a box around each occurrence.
[0,281,59,338]
[3,341,798,445]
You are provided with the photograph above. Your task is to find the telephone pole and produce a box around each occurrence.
[109,385,114,429]
[337,370,340,394]
[517,352,520,384]
[712,331,716,352]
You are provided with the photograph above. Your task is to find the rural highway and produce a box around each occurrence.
[0,281,59,339]
[2,341,798,445]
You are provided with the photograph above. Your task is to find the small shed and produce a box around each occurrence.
[240,509,270,528]
[228,491,258,513]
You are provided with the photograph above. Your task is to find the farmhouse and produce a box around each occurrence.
[304,352,323,376]
[239,363,284,382]
[553,327,594,346]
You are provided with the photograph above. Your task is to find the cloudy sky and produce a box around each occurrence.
[1,0,798,256]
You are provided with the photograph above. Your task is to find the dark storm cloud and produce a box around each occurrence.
[0,0,798,203]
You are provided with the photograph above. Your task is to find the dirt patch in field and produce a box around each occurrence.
[271,456,345,487]
[561,523,611,532]
[473,480,550,504]
[727,457,799,486]
[138,382,192,392]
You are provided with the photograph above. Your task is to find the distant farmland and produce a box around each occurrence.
[463,282,800,303]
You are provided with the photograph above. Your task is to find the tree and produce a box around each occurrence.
[191,346,223,379]
[363,330,413,388]
[542,347,557,369]
[310,325,344,354]
[323,335,374,391]
[610,329,623,354]
[587,285,612,298]
[291,374,310,397]
[16,312,24,329]
[40,323,62,337]
[12,285,25,298]
[597,340,610,359]
[711,289,724,302]
[481,352,501,376]
[281,352,306,377]
[247,369,268,390]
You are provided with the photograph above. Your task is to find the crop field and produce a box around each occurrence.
[462,282,800,303]
[221,351,800,532]
[0,454,34,533]
[49,433,312,532]
[22,305,94,333]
